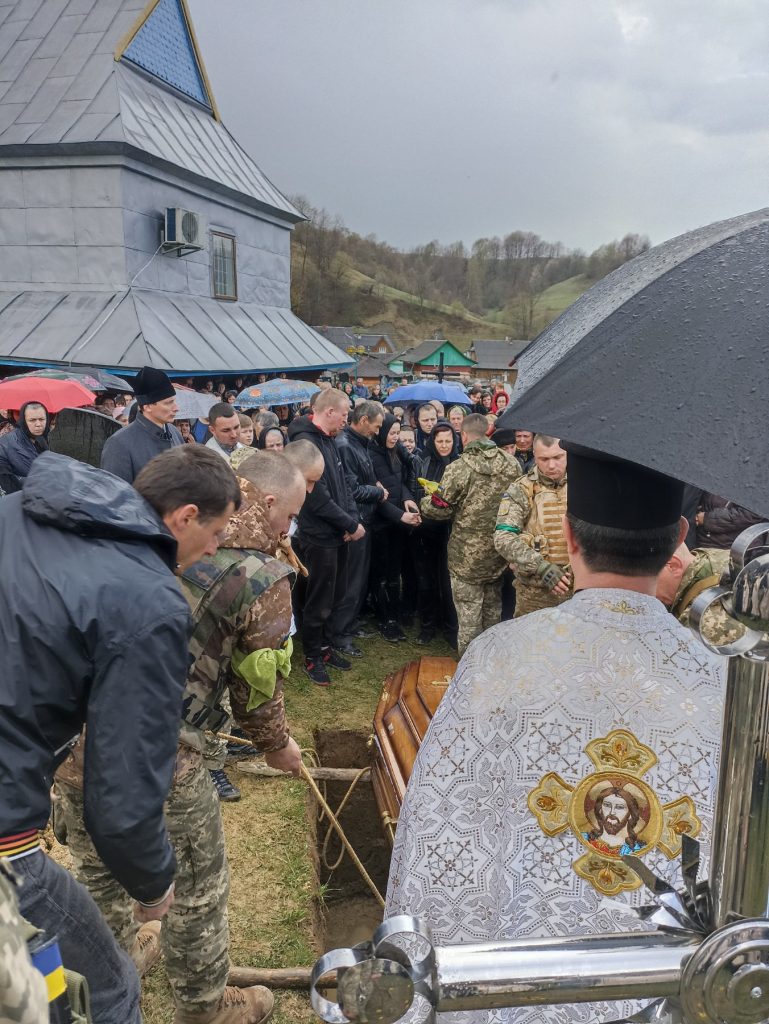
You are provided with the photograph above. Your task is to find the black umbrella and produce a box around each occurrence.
[499,208,769,516]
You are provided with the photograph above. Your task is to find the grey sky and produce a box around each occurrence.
[188,0,769,253]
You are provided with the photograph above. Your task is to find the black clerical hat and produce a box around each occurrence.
[563,442,683,530]
[134,366,175,405]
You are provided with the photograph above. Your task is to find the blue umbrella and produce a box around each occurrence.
[235,379,320,408]
[383,381,472,407]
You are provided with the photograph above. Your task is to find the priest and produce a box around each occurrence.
[386,445,726,1024]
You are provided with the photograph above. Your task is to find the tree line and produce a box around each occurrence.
[290,195,650,337]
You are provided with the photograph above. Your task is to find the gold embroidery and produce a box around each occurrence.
[597,599,644,615]
[528,728,701,896]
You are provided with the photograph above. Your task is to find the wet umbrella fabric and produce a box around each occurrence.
[384,381,472,406]
[0,377,96,413]
[4,367,133,392]
[499,207,769,516]
[235,380,320,408]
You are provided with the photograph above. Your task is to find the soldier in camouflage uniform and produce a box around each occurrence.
[0,861,48,1023]
[54,453,308,1024]
[494,434,572,617]
[656,543,746,646]
[419,413,521,655]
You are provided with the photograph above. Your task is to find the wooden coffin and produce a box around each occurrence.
[371,656,457,843]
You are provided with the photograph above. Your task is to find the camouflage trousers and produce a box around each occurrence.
[55,760,231,1014]
[513,580,565,618]
[0,861,48,1024]
[449,574,502,656]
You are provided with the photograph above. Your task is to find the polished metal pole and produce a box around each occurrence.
[709,656,769,925]
[435,932,697,1011]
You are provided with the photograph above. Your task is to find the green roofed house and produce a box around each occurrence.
[394,338,474,377]
[0,0,353,376]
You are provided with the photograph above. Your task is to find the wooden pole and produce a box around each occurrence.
[228,966,332,990]
[236,762,370,783]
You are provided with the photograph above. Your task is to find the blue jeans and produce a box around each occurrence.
[15,851,141,1024]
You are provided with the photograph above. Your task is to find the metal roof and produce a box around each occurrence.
[0,0,301,220]
[0,288,354,373]
[400,338,469,364]
[469,339,529,369]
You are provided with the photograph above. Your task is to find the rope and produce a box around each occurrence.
[214,733,386,908]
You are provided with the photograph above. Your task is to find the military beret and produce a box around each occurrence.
[563,442,684,530]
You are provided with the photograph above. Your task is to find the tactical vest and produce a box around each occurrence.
[179,548,294,741]
[518,472,569,568]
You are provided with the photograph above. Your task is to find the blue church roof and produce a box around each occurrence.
[122,0,212,110]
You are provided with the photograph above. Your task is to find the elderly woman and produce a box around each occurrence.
[256,427,286,452]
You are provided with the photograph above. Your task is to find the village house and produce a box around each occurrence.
[466,339,530,383]
[395,337,475,378]
[0,0,352,377]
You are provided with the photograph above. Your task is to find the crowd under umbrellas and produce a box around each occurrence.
[2,209,769,1024]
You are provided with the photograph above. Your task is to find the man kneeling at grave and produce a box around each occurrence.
[55,451,307,1024]
[386,445,726,1024]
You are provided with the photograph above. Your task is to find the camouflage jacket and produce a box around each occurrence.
[55,482,295,789]
[420,440,521,583]
[670,547,738,646]
[179,479,296,756]
[494,468,570,589]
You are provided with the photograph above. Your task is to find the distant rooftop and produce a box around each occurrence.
[470,339,530,368]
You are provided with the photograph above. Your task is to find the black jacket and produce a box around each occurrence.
[370,444,415,528]
[0,453,192,902]
[291,418,358,547]
[696,492,765,549]
[335,426,383,525]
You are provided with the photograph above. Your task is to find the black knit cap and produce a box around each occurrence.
[134,366,175,405]
[563,442,684,530]
[491,427,517,448]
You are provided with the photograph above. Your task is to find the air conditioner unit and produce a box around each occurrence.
[163,207,206,253]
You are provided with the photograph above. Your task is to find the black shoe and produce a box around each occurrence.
[335,642,363,658]
[225,728,261,763]
[416,626,435,646]
[304,657,331,686]
[380,620,402,643]
[393,623,407,640]
[352,625,377,639]
[209,768,241,802]
[323,647,352,671]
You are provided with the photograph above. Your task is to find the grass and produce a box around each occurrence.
[140,627,455,1023]
[536,274,592,321]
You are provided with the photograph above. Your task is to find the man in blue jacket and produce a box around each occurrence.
[101,365,183,483]
[0,446,239,1024]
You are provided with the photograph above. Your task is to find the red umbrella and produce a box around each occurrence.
[0,377,96,413]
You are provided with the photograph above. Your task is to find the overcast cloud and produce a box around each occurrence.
[188,0,769,252]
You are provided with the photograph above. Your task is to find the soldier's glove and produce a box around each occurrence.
[538,562,566,591]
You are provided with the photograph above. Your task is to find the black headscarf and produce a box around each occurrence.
[256,427,285,450]
[375,412,400,469]
[421,419,457,482]
[17,401,50,452]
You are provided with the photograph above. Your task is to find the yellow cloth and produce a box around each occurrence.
[231,638,293,711]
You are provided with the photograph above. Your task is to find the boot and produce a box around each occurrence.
[174,985,274,1024]
[131,920,162,977]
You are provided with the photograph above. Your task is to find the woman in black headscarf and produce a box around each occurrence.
[369,414,421,642]
[413,420,459,647]
[0,401,50,493]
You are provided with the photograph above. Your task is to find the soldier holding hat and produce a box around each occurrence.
[101,366,182,483]
[387,445,726,1024]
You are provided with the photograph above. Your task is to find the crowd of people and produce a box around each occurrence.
[0,361,765,1024]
